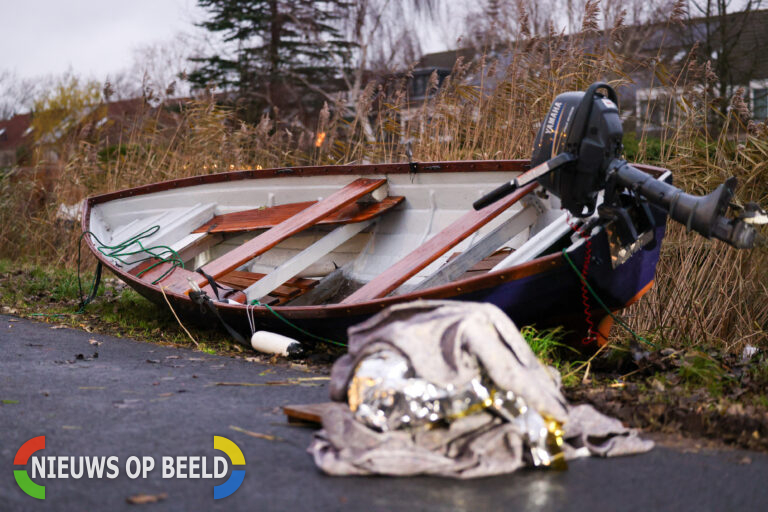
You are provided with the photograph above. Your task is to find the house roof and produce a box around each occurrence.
[413,9,768,85]
[0,113,32,152]
[0,96,192,163]
[417,48,477,70]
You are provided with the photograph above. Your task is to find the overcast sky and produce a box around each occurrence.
[0,1,455,82]
[0,0,205,80]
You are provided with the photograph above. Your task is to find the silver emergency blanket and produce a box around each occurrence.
[309,300,653,478]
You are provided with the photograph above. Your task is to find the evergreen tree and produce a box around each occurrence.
[189,0,355,120]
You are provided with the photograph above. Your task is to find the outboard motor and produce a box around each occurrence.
[474,82,765,250]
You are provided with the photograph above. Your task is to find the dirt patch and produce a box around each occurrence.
[565,348,768,452]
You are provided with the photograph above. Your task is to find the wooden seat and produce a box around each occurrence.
[193,196,403,234]
[218,270,317,305]
[182,178,389,296]
[341,182,538,304]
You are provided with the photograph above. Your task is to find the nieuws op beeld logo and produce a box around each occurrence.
[13,435,245,500]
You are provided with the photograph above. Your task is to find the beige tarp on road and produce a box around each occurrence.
[310,301,653,478]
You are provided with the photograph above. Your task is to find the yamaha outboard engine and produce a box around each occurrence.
[474,82,765,250]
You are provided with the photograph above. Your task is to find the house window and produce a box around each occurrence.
[409,69,450,100]
[754,88,768,120]
[411,74,428,98]
[638,96,673,127]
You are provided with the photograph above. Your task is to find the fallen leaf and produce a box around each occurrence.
[739,456,752,465]
[229,425,278,441]
[2,399,19,404]
[51,325,67,329]
[158,393,174,397]
[61,426,82,430]
[165,355,181,359]
[126,493,168,505]
[79,386,105,390]
[8,319,19,322]
[89,339,102,346]
[146,359,160,364]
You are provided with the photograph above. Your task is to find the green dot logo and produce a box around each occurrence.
[14,436,46,500]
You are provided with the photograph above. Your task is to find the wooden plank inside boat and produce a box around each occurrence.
[193,196,404,234]
[341,182,538,303]
[242,220,373,303]
[218,270,316,291]
[184,178,388,295]
[218,270,317,300]
[129,260,247,303]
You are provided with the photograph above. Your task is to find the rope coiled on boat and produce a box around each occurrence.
[75,226,184,313]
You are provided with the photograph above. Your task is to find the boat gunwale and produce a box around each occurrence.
[81,159,671,318]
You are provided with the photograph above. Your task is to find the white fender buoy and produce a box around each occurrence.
[250,331,304,357]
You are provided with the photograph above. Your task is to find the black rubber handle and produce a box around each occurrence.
[473,181,517,210]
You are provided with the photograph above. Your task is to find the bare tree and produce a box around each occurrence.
[459,0,682,47]
[0,70,41,120]
[687,0,765,118]
[338,0,441,97]
[106,33,202,103]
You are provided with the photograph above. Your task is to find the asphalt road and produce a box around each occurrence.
[2,314,767,511]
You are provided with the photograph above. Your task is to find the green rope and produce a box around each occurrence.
[90,228,183,280]
[561,249,655,348]
[76,231,102,313]
[73,225,185,315]
[83,226,185,285]
[250,299,347,348]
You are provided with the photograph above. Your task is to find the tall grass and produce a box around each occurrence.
[0,9,765,350]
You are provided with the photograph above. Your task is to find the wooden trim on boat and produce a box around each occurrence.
[218,271,317,291]
[184,178,387,295]
[84,160,665,210]
[342,182,538,303]
[84,160,531,206]
[193,196,404,234]
[129,260,247,303]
